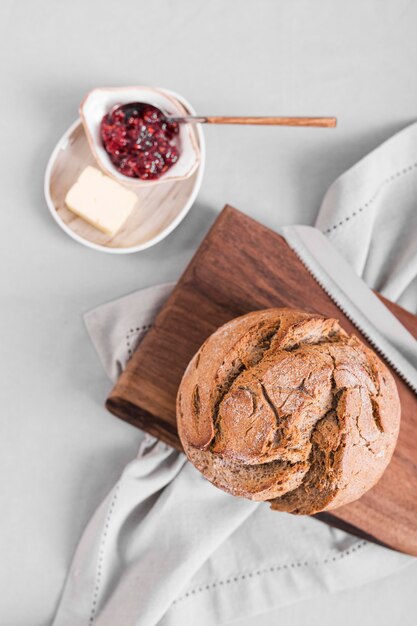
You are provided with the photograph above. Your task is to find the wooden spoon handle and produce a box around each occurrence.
[203,116,337,127]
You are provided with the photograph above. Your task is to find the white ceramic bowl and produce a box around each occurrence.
[44,90,205,254]
[80,86,201,187]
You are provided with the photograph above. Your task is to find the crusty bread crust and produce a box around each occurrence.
[177,308,401,514]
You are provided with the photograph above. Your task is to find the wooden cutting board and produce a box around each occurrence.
[107,205,417,555]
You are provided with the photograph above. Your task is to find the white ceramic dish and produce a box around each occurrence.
[80,86,200,187]
[44,91,205,254]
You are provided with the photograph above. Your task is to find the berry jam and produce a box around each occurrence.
[100,103,180,180]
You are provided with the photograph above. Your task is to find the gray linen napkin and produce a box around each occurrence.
[53,121,417,626]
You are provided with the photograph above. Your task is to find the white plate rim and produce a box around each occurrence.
[43,88,206,254]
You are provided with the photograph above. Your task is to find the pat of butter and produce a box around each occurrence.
[65,166,137,237]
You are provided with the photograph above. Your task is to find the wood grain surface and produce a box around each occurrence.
[107,205,417,555]
[48,121,201,249]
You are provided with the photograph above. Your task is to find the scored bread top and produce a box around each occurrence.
[177,308,400,514]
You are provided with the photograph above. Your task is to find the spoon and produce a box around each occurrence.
[167,115,337,128]
[81,85,338,188]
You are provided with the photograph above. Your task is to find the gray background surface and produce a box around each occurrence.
[1,0,417,624]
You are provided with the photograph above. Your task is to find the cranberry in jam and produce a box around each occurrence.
[100,103,180,180]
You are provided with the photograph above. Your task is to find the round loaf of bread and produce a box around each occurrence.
[177,308,401,514]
